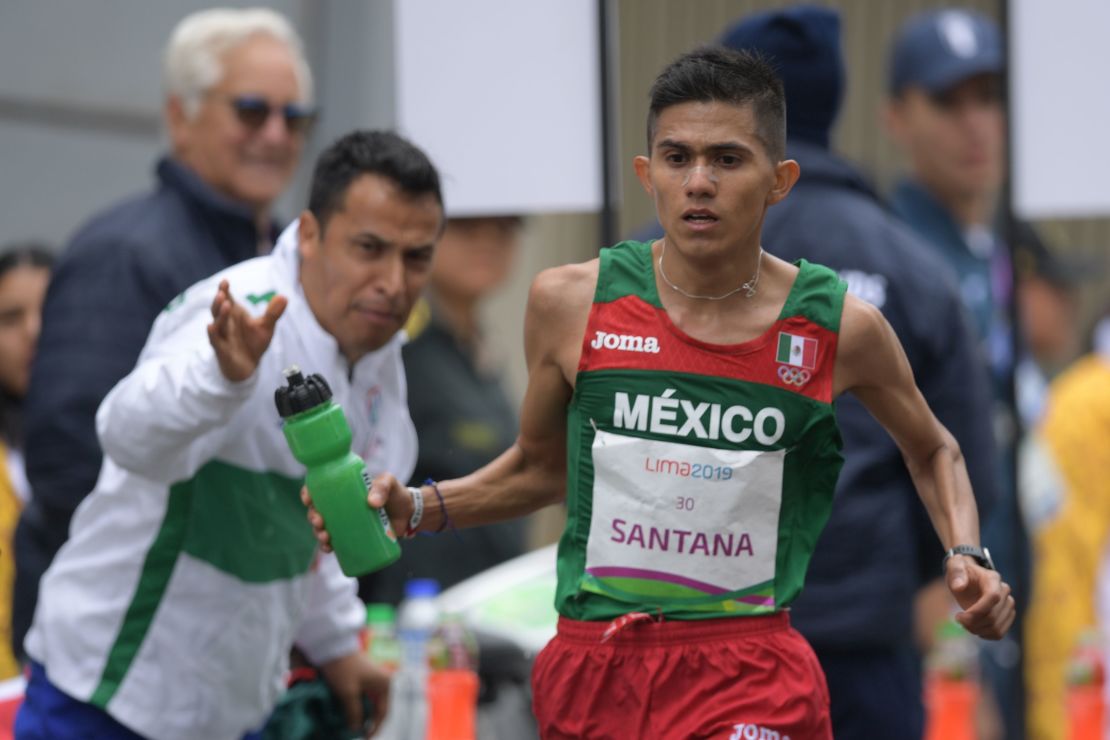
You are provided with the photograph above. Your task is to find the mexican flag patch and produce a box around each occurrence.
[776,332,817,369]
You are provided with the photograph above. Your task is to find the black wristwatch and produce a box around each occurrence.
[942,545,995,572]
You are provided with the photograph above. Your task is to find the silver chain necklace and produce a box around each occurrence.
[657,239,764,300]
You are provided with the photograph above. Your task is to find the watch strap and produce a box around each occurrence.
[943,544,995,572]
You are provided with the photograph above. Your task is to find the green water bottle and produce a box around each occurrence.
[275,366,400,576]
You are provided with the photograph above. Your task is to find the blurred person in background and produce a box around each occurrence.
[721,7,998,738]
[0,244,52,681]
[359,215,527,606]
[14,6,315,660]
[1012,223,1103,739]
[1011,223,1091,426]
[885,9,1026,737]
[1013,227,1084,376]
[1022,305,1110,739]
[14,130,439,740]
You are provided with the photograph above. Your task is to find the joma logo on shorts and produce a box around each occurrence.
[590,330,660,353]
[730,724,789,740]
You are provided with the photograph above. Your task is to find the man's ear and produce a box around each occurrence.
[164,96,190,153]
[883,98,908,148]
[766,159,801,206]
[298,211,320,258]
[633,155,654,197]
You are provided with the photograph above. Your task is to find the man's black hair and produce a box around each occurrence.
[646,46,787,162]
[0,243,53,280]
[308,130,443,231]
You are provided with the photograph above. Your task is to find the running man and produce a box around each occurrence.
[307,48,1015,738]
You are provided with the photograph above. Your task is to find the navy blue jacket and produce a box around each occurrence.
[763,142,999,649]
[14,158,273,652]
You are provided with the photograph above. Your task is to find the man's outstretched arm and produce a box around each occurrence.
[98,280,286,481]
[307,261,597,542]
[834,294,1015,640]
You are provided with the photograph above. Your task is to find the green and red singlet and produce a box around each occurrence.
[555,240,848,622]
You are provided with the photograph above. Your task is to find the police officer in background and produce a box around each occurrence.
[723,7,998,738]
[885,9,1026,737]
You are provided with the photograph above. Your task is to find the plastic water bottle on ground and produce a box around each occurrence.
[378,579,441,740]
[427,613,481,740]
[924,618,979,740]
[1066,628,1105,740]
[364,603,400,674]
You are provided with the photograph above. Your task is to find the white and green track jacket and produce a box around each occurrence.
[25,222,417,740]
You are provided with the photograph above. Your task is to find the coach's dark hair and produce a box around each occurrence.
[0,242,53,281]
[646,46,787,162]
[308,130,443,231]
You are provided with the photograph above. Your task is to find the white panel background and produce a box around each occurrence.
[393,0,602,216]
[1011,0,1110,219]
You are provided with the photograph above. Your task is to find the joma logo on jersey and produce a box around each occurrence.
[590,330,661,353]
[730,724,790,740]
[613,390,786,445]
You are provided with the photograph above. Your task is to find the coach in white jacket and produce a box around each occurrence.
[17,130,444,740]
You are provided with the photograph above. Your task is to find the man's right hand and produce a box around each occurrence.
[301,473,415,550]
[946,555,1015,640]
[207,279,287,382]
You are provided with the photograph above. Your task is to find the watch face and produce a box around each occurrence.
[981,547,996,570]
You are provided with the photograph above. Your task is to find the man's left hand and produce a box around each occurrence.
[319,652,390,737]
[945,555,1016,640]
[207,279,287,382]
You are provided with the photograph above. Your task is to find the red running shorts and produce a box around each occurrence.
[531,611,831,739]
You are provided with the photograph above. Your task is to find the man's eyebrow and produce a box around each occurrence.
[656,138,754,154]
[656,138,689,151]
[707,141,753,155]
[350,231,389,246]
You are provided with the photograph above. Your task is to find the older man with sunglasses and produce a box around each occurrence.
[13,7,315,661]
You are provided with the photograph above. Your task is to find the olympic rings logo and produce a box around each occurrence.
[777,365,811,387]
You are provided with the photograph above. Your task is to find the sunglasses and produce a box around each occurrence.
[222,94,317,134]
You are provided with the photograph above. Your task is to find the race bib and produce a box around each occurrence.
[584,429,785,610]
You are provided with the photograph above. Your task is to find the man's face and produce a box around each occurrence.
[634,101,796,257]
[168,34,306,212]
[299,174,442,362]
[0,264,50,397]
[887,73,1005,203]
[430,217,521,304]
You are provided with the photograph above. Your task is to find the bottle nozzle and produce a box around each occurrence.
[283,365,305,386]
[275,367,333,418]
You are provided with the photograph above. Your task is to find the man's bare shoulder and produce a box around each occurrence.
[524,259,598,376]
[835,292,899,395]
[528,259,599,316]
[839,293,887,351]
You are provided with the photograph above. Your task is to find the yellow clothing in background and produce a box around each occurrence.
[1025,355,1110,739]
[0,442,23,679]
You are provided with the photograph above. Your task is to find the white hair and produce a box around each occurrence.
[163,7,313,118]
